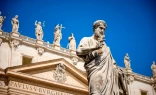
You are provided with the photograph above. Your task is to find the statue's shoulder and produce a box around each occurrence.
[81,36,92,42]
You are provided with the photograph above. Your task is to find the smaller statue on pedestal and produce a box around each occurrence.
[68,33,76,51]
[151,61,156,80]
[11,15,19,33]
[35,20,43,41]
[53,24,65,46]
[124,53,131,70]
[0,11,6,31]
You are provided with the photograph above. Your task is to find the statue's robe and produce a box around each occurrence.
[77,36,128,95]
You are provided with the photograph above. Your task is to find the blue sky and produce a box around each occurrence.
[0,0,156,77]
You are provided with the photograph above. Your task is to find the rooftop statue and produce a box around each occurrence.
[124,53,131,69]
[77,20,128,95]
[35,20,43,40]
[68,33,76,51]
[0,11,6,31]
[151,61,156,80]
[53,24,65,46]
[11,15,19,33]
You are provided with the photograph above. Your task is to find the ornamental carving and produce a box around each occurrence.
[10,39,19,50]
[37,47,44,55]
[71,57,78,65]
[127,75,134,84]
[53,63,67,83]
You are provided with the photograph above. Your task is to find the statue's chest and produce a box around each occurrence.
[89,39,98,48]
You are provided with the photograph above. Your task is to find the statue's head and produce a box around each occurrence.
[38,21,41,25]
[70,33,74,37]
[126,53,129,56]
[93,20,107,40]
[55,24,59,29]
[153,61,155,65]
[93,20,106,31]
[15,15,18,18]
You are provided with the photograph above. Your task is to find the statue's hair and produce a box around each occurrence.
[38,21,41,24]
[93,20,107,31]
[15,15,18,18]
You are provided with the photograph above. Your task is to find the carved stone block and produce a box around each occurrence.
[53,63,67,83]
[10,40,20,50]
[37,47,44,55]
[36,40,43,44]
[53,44,60,50]
[10,32,20,37]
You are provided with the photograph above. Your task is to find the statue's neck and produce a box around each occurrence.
[93,34,103,41]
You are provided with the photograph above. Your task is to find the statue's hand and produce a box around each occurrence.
[98,48,103,54]
[96,41,103,49]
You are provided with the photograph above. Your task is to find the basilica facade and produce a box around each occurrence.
[0,15,156,95]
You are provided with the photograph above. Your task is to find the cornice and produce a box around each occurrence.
[133,72,152,84]
[0,31,153,85]
[0,31,83,61]
[118,66,152,84]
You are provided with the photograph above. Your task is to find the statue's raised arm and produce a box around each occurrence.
[35,20,37,26]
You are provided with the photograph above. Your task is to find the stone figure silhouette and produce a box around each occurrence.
[68,33,76,51]
[35,20,43,40]
[11,15,19,33]
[0,12,6,31]
[77,20,128,95]
[53,24,62,46]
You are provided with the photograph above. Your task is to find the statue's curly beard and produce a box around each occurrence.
[94,30,104,41]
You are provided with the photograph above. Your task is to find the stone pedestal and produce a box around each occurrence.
[36,40,43,44]
[10,32,20,37]
[70,50,76,55]
[126,68,132,73]
[53,44,60,50]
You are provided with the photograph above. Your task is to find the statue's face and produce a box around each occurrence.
[94,25,105,40]
[126,53,128,56]
[15,15,18,18]
[153,61,155,65]
[71,33,73,37]
[38,22,41,25]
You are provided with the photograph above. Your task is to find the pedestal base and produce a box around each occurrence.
[36,40,43,44]
[10,32,20,37]
[53,44,60,50]
[126,68,132,73]
[70,50,76,55]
